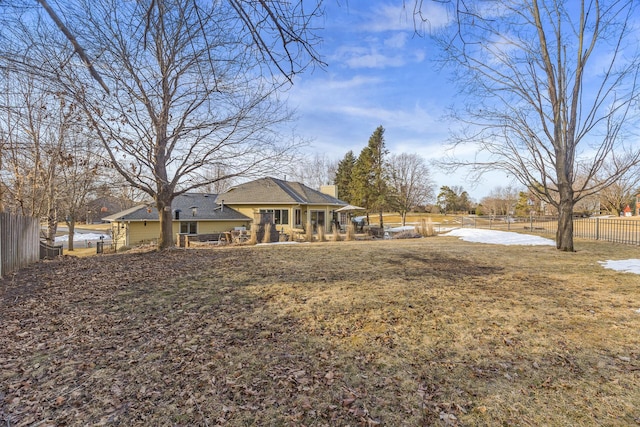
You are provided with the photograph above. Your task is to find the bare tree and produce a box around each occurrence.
[431,0,640,251]
[286,153,338,190]
[480,186,520,216]
[596,163,640,215]
[1,0,323,90]
[388,153,434,226]
[24,0,322,249]
[57,133,107,251]
[0,69,106,245]
[0,73,70,242]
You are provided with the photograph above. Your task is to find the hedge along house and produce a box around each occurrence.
[102,193,251,248]
[215,177,347,235]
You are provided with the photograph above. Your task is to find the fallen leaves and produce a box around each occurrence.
[2,241,640,426]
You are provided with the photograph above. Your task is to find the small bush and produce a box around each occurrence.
[418,218,435,237]
[345,223,355,241]
[317,226,326,242]
[247,227,257,245]
[263,222,272,244]
[305,222,313,242]
[393,230,421,239]
[332,225,342,242]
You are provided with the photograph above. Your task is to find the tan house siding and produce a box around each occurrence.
[228,205,339,234]
[110,221,164,248]
[111,220,250,248]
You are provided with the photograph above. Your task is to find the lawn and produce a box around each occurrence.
[1,236,639,426]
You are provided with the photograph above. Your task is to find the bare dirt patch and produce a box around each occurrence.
[1,238,639,426]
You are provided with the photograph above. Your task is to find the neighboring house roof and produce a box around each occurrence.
[102,193,250,222]
[217,177,347,206]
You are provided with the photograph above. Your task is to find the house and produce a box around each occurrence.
[102,193,251,248]
[217,177,347,235]
[103,177,348,247]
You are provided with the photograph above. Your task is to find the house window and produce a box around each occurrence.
[260,209,289,225]
[180,221,197,234]
[294,209,302,227]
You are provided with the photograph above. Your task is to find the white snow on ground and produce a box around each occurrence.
[387,226,417,233]
[441,228,555,246]
[599,259,640,275]
[256,241,302,246]
[55,233,111,243]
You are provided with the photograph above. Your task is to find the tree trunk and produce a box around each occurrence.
[556,194,575,252]
[46,205,57,246]
[156,195,174,250]
[68,220,75,251]
[401,211,407,227]
[379,209,384,228]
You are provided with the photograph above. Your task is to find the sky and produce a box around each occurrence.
[286,1,512,200]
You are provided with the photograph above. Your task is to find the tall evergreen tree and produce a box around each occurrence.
[333,150,356,203]
[351,126,389,227]
[437,185,470,214]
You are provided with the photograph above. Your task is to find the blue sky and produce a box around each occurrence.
[286,1,512,200]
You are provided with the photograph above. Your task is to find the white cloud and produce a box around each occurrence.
[384,32,408,49]
[332,43,427,69]
[364,3,451,33]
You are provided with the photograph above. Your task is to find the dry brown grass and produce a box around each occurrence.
[332,225,342,242]
[418,218,436,237]
[1,237,639,426]
[345,223,356,241]
[262,222,273,244]
[383,213,448,225]
[317,226,326,242]
[305,221,313,243]
[246,226,257,245]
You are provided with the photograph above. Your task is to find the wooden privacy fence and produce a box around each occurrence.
[0,212,40,278]
[460,215,640,246]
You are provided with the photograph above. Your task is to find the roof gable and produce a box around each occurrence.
[218,177,346,205]
[102,193,250,222]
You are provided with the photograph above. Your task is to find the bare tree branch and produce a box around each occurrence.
[36,0,110,94]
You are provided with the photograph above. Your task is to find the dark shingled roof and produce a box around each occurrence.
[217,177,347,206]
[102,193,250,222]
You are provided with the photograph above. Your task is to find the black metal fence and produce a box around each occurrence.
[460,215,640,246]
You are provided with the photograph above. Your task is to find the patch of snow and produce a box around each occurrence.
[55,233,111,243]
[387,226,417,233]
[598,259,640,275]
[440,228,555,246]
